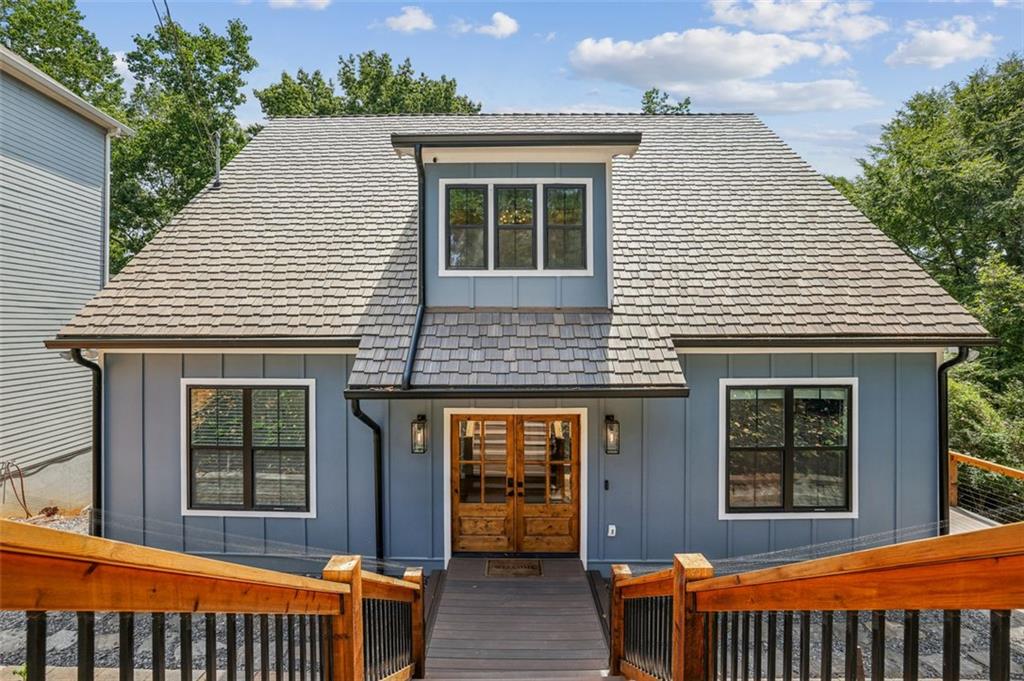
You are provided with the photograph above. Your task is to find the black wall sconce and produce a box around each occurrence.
[411,414,428,454]
[604,414,620,455]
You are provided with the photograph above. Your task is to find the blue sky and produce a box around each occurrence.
[80,1,1024,177]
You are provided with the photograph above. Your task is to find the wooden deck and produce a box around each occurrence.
[949,506,1000,534]
[426,558,614,680]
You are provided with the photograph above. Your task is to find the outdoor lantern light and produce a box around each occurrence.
[604,415,620,455]
[411,415,428,454]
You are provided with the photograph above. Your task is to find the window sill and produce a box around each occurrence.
[719,510,858,521]
[182,508,316,519]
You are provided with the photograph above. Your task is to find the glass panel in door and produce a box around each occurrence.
[452,417,514,551]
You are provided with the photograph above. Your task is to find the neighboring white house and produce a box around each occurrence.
[0,46,130,515]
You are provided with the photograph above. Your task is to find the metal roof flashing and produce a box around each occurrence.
[391,132,642,162]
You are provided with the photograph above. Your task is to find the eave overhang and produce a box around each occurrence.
[391,132,642,161]
[45,336,361,350]
[672,334,998,349]
[344,384,689,400]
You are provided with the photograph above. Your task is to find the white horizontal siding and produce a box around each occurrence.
[0,72,105,468]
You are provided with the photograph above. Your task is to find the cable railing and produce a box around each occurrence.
[949,451,1024,524]
[0,520,425,681]
[610,522,1024,681]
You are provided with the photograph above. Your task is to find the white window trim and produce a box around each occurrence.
[180,377,317,519]
[438,177,594,277]
[442,407,588,569]
[718,377,859,521]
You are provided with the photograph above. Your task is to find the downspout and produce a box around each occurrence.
[401,143,427,390]
[351,399,384,562]
[70,349,102,537]
[937,346,969,535]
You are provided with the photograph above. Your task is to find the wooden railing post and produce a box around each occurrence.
[672,553,714,681]
[404,567,425,678]
[609,564,631,676]
[323,555,363,681]
[949,452,959,507]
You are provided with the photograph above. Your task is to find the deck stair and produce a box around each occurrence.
[426,558,613,679]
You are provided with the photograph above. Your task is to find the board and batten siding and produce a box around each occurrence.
[0,72,106,472]
[103,352,938,573]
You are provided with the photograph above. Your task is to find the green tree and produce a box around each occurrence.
[847,55,1023,299]
[0,0,125,112]
[255,69,340,117]
[641,87,691,114]
[110,17,257,271]
[255,50,480,116]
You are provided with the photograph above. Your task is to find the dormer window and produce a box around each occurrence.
[439,178,593,276]
[446,185,487,270]
[495,185,536,269]
[544,185,586,270]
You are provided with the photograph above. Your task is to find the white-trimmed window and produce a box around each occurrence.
[439,178,593,276]
[719,378,858,520]
[181,378,316,518]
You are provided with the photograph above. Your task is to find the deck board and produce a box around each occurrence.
[426,558,611,679]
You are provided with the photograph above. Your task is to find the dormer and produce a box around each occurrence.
[392,132,641,309]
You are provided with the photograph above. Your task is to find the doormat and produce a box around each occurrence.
[485,558,542,577]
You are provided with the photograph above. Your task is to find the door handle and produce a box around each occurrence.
[507,477,514,497]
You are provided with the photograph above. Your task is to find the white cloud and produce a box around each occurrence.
[384,6,435,33]
[536,31,557,43]
[570,28,830,84]
[451,11,520,39]
[709,0,888,43]
[491,103,635,114]
[569,26,878,113]
[112,51,136,89]
[993,0,1009,6]
[477,12,519,39]
[268,0,331,9]
[885,16,997,69]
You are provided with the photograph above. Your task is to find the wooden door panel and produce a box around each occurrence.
[451,415,515,553]
[515,415,580,554]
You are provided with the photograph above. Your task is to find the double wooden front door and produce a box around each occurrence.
[451,414,580,554]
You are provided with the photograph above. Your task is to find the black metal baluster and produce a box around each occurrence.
[307,617,317,680]
[742,612,750,681]
[799,611,810,681]
[26,611,46,681]
[754,613,763,681]
[260,615,271,681]
[181,613,193,681]
[767,613,777,681]
[844,612,858,681]
[731,612,740,681]
[227,614,238,681]
[990,611,1010,681]
[720,611,729,681]
[821,612,833,681]
[275,615,285,681]
[943,610,961,681]
[708,613,718,681]
[783,613,793,681]
[299,615,307,681]
[152,614,166,681]
[119,612,134,681]
[321,617,333,681]
[77,612,95,681]
[244,614,255,681]
[206,614,217,681]
[287,615,295,681]
[903,611,919,681]
[870,611,885,681]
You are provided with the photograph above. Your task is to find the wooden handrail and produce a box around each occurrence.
[688,522,1024,612]
[949,450,1024,480]
[362,568,420,602]
[0,520,346,614]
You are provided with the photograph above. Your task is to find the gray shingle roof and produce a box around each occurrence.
[347,309,685,395]
[56,114,989,390]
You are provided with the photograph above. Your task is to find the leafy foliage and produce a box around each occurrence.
[640,87,691,114]
[256,50,480,117]
[831,54,1024,476]
[254,69,340,117]
[0,0,125,112]
[110,17,257,271]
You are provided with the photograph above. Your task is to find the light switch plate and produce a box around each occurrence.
[607,524,617,537]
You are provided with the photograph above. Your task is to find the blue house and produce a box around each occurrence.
[48,115,991,574]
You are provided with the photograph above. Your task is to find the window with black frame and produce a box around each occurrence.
[494,185,536,269]
[188,385,310,512]
[446,185,487,269]
[544,185,586,269]
[725,385,852,513]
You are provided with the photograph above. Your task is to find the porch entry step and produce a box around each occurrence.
[426,558,610,678]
